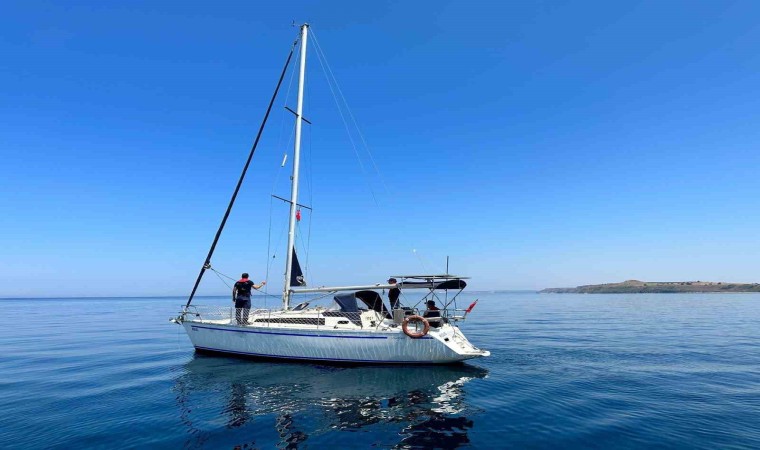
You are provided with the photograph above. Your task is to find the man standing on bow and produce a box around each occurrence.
[232,273,265,325]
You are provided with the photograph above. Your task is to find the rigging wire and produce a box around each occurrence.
[311,30,390,198]
[264,194,274,295]
[313,29,444,278]
[210,267,234,289]
[295,222,310,284]
[266,45,302,297]
[265,45,303,297]
[303,67,314,284]
[309,31,380,206]
[266,123,297,290]
[313,30,441,283]
[269,45,316,289]
[275,47,301,157]
[412,248,446,275]
[304,183,314,285]
[267,217,289,278]
[185,36,299,309]
[209,265,283,301]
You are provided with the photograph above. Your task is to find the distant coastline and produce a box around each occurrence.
[539,280,760,294]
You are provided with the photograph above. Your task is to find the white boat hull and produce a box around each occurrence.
[182,321,489,364]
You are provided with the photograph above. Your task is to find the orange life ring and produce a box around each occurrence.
[402,315,430,338]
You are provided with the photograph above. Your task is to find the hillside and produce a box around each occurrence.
[539,280,760,294]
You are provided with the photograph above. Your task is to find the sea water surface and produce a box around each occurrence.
[1,293,759,449]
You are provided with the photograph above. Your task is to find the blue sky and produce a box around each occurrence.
[2,1,760,297]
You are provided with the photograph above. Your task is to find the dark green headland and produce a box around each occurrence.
[539,280,760,294]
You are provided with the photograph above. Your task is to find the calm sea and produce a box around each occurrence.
[1,293,759,449]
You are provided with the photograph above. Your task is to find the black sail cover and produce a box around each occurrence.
[290,249,306,286]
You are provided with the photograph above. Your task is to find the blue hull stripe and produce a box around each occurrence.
[190,324,389,339]
[195,345,447,364]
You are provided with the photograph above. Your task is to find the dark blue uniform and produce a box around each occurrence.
[233,279,255,324]
[423,304,442,328]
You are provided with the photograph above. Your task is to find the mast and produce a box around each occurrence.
[283,23,309,310]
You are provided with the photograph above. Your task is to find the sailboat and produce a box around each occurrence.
[173,24,490,364]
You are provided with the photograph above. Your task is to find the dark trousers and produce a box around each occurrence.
[235,297,251,324]
[424,312,442,328]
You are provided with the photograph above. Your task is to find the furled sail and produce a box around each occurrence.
[290,249,306,286]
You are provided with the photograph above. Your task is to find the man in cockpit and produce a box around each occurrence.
[388,278,401,309]
[423,300,442,328]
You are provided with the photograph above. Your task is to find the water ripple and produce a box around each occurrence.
[1,294,760,448]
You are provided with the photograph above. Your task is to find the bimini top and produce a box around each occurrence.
[399,279,467,290]
[290,276,468,294]
[390,274,471,280]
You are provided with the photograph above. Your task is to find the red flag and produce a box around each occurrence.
[296,209,301,221]
[465,300,478,314]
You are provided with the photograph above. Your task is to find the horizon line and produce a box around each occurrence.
[0,289,538,300]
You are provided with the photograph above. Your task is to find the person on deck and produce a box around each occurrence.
[232,273,265,325]
[423,300,442,327]
[388,278,401,309]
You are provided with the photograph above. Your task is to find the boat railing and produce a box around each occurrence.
[182,305,367,328]
[182,305,237,323]
[182,305,277,325]
[442,308,472,322]
[182,304,471,327]
[390,307,471,324]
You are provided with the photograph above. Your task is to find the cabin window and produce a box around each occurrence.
[253,318,325,325]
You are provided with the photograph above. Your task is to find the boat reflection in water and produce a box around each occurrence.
[174,355,488,449]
